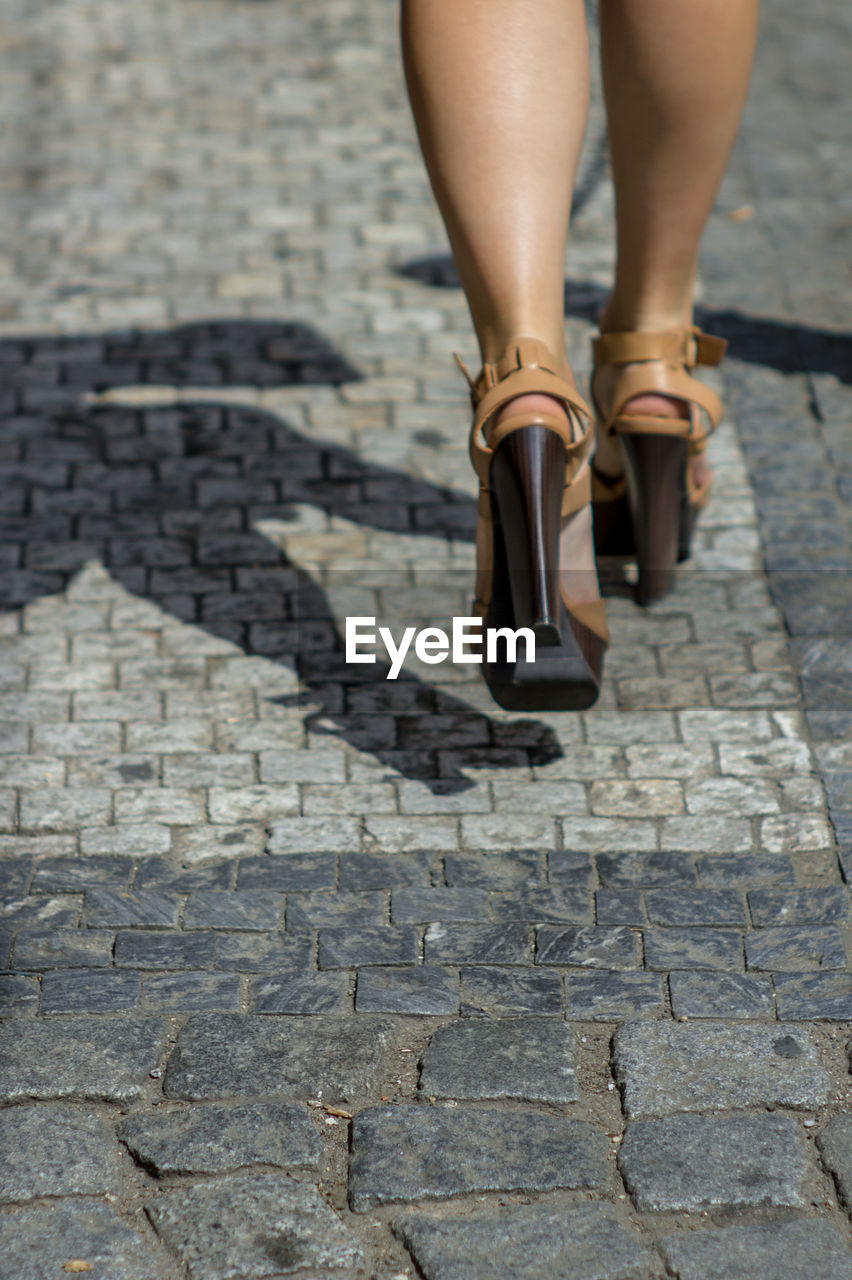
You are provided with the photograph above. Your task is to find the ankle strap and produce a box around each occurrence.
[592,326,726,370]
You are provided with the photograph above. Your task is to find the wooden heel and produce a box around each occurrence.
[620,432,688,606]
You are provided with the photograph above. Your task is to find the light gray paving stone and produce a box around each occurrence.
[0,1104,123,1204]
[658,1220,852,1280]
[119,1102,321,1176]
[0,1016,166,1103]
[147,1170,363,1279]
[349,1105,608,1210]
[164,1014,397,1104]
[419,1018,579,1103]
[0,1200,172,1280]
[618,1112,811,1211]
[394,1201,654,1280]
[613,1021,831,1117]
[817,1113,852,1211]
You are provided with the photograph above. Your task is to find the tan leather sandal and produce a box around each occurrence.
[590,325,727,604]
[456,337,608,710]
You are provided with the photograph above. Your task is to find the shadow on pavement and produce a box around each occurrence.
[0,319,565,792]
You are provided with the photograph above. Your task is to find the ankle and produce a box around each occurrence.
[599,296,694,336]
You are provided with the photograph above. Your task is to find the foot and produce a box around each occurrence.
[494,393,602,608]
[591,364,712,494]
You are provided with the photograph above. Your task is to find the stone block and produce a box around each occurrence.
[459,966,563,1017]
[237,853,337,891]
[183,890,283,930]
[0,1201,172,1279]
[668,971,775,1018]
[563,972,664,1021]
[142,972,242,1011]
[420,1018,579,1103]
[659,1221,852,1280]
[349,1105,608,1210]
[119,1102,321,1176]
[536,926,641,969]
[645,889,746,926]
[356,965,458,1014]
[595,852,695,887]
[147,1170,363,1279]
[286,890,386,931]
[619,1112,810,1211]
[164,1014,396,1104]
[391,886,489,923]
[82,889,181,928]
[817,1114,852,1211]
[215,933,313,972]
[115,930,217,969]
[595,890,646,926]
[394,1202,653,1280]
[13,927,114,969]
[424,922,531,965]
[746,926,846,971]
[0,1016,166,1102]
[318,925,419,968]
[773,972,852,1020]
[644,928,743,971]
[749,888,849,925]
[0,1105,123,1204]
[0,975,39,1015]
[490,888,592,924]
[613,1021,830,1117]
[251,972,352,1014]
[40,968,140,1013]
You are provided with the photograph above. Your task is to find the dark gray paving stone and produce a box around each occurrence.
[82,888,181,928]
[40,968,140,1013]
[536,926,641,968]
[30,856,135,892]
[215,932,313,972]
[251,972,351,1013]
[618,1112,810,1211]
[339,850,434,889]
[356,965,458,1014]
[774,971,852,1020]
[490,888,592,924]
[817,1113,852,1211]
[0,1016,166,1102]
[443,851,545,890]
[349,1105,608,1210]
[147,1170,363,1279]
[595,890,645,927]
[748,888,850,926]
[0,974,39,1015]
[645,889,746,926]
[746,925,847,971]
[420,1018,578,1103]
[459,966,563,1017]
[135,857,233,890]
[658,1220,852,1280]
[0,929,9,967]
[0,860,33,894]
[318,925,419,968]
[595,852,695,887]
[142,972,242,1011]
[543,851,595,888]
[563,972,664,1021]
[116,929,216,969]
[0,895,81,927]
[391,887,489,924]
[394,1201,653,1280]
[644,928,742,971]
[236,854,336,891]
[0,1200,172,1280]
[13,927,113,968]
[0,1104,123,1204]
[164,1014,397,1103]
[423,922,531,965]
[286,890,386,930]
[695,854,796,886]
[613,1021,830,1117]
[183,889,283,930]
[119,1102,320,1176]
[669,971,775,1019]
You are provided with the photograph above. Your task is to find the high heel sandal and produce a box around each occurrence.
[590,325,727,605]
[457,337,608,711]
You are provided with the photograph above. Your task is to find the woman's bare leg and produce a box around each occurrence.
[401,0,599,604]
[594,0,759,479]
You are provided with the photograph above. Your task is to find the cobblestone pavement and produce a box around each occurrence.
[0,0,850,1276]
